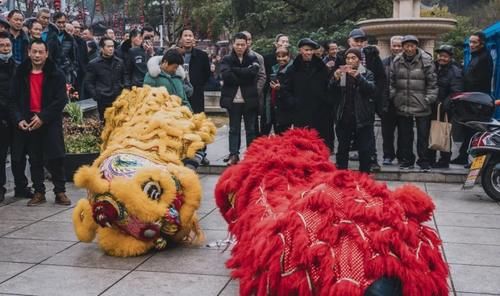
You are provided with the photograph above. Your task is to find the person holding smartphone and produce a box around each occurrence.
[126,26,155,87]
[331,48,377,173]
[264,46,293,134]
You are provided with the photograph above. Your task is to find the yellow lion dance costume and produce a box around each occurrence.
[72,86,216,257]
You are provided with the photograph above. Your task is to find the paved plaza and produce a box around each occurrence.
[0,174,499,295]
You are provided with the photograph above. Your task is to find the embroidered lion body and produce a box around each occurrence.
[72,86,216,257]
[215,129,449,296]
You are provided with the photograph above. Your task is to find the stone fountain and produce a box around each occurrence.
[358,0,456,58]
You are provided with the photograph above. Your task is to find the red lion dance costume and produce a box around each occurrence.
[215,129,449,296]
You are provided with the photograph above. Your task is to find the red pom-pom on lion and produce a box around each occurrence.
[215,129,449,296]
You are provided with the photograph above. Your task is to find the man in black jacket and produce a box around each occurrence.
[220,32,260,165]
[381,35,403,166]
[281,38,330,145]
[431,45,463,169]
[85,37,128,120]
[126,26,155,87]
[452,31,493,165]
[178,28,210,113]
[71,21,89,97]
[339,29,386,171]
[9,39,71,206]
[7,10,29,65]
[331,48,377,173]
[53,12,79,85]
[0,32,16,202]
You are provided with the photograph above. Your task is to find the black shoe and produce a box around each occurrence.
[227,154,240,166]
[200,158,210,166]
[14,187,34,199]
[349,152,359,161]
[382,158,394,166]
[0,187,5,203]
[419,162,432,172]
[370,162,381,173]
[450,156,468,165]
[399,162,415,170]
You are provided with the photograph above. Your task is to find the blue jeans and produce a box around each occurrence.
[228,103,257,156]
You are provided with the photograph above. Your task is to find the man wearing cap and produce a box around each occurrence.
[281,38,330,144]
[390,35,437,171]
[430,45,463,169]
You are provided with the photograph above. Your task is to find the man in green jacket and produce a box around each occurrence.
[144,49,193,110]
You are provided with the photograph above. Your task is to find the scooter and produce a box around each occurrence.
[463,119,500,201]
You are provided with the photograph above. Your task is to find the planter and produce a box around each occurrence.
[65,152,99,182]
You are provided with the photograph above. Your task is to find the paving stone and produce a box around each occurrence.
[435,212,500,229]
[4,221,78,242]
[101,271,229,296]
[0,238,74,264]
[400,172,446,183]
[0,265,127,296]
[451,264,500,294]
[425,183,482,193]
[428,191,500,214]
[42,208,74,222]
[438,226,500,245]
[219,280,239,296]
[0,262,33,283]
[382,181,427,192]
[0,221,32,237]
[444,243,500,267]
[137,247,230,276]
[44,243,152,270]
[200,210,228,231]
[0,205,67,221]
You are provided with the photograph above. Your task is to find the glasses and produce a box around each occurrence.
[0,43,11,48]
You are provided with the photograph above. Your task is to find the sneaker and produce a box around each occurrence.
[227,154,240,166]
[55,192,71,206]
[432,161,449,169]
[399,162,415,170]
[200,158,210,166]
[450,156,468,165]
[27,192,46,206]
[349,152,359,161]
[14,187,34,199]
[383,158,394,166]
[370,162,381,173]
[419,162,432,172]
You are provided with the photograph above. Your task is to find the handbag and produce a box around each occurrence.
[428,103,452,152]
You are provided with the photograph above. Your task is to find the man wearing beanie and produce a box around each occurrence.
[280,38,330,146]
[390,35,438,171]
[338,28,386,172]
[331,47,377,173]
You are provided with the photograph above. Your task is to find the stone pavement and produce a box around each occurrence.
[1,175,500,295]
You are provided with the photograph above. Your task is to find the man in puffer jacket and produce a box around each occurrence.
[390,35,438,171]
[144,49,206,170]
[143,49,193,110]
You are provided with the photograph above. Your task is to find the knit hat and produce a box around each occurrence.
[345,48,362,60]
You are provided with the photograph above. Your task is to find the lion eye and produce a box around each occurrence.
[143,181,162,201]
